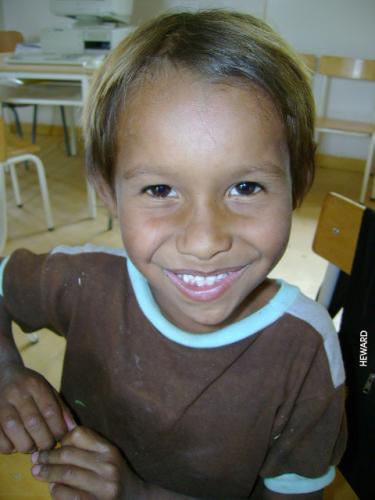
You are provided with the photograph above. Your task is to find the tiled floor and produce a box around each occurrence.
[1,134,371,498]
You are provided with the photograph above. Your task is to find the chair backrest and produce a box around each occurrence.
[312,192,364,274]
[319,55,375,81]
[300,53,318,74]
[0,117,7,162]
[0,31,24,53]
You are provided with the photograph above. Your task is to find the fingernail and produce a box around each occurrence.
[67,419,77,432]
[64,412,77,431]
[32,465,41,476]
[31,451,39,464]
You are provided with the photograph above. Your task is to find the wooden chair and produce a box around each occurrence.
[313,191,364,307]
[315,56,375,204]
[0,31,24,53]
[0,116,54,253]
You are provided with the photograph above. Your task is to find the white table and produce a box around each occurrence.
[0,54,97,219]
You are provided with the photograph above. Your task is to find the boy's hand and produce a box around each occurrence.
[0,364,76,454]
[31,426,130,500]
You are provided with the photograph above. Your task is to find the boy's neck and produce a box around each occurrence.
[226,278,280,326]
[157,278,279,334]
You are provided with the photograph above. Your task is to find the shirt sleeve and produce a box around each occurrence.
[259,365,347,494]
[1,248,81,336]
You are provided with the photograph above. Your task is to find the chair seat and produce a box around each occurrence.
[6,132,40,158]
[316,116,375,136]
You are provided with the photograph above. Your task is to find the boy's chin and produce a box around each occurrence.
[165,301,239,333]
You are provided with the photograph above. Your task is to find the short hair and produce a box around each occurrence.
[83,9,315,208]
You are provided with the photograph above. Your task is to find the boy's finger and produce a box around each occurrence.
[31,463,108,497]
[49,483,94,500]
[0,429,14,454]
[0,406,35,453]
[16,397,56,451]
[33,446,103,476]
[61,426,111,454]
[60,402,77,432]
[29,385,69,440]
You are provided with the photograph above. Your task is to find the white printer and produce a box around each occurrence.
[40,0,135,55]
[40,25,135,54]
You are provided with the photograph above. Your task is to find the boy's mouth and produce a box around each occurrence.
[164,266,247,302]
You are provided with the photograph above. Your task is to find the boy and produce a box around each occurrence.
[0,10,346,500]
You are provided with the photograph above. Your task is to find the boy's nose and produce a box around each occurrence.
[176,203,232,261]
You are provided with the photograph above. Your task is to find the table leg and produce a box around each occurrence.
[67,106,77,156]
[0,165,7,253]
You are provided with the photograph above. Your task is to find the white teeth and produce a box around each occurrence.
[177,272,229,286]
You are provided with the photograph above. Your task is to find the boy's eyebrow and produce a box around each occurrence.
[226,162,287,177]
[122,162,287,180]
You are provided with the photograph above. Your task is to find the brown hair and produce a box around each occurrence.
[83,9,315,207]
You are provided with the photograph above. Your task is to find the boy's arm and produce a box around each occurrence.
[32,426,211,499]
[31,426,326,499]
[0,295,24,367]
[0,296,75,454]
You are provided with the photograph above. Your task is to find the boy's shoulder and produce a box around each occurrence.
[6,244,127,273]
[283,285,337,340]
[2,244,128,299]
[280,284,344,389]
[49,243,127,263]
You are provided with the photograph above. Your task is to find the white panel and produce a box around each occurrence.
[266,0,375,58]
[2,0,72,41]
[164,0,266,17]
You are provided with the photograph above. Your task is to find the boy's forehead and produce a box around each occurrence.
[117,68,288,173]
[124,67,282,123]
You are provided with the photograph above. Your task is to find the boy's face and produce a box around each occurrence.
[112,69,292,332]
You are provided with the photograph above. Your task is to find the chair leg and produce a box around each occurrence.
[16,154,54,230]
[359,133,375,203]
[316,263,341,308]
[32,105,38,144]
[60,106,72,156]
[86,179,97,219]
[8,163,23,207]
[108,213,113,231]
[67,107,77,156]
[9,106,23,137]
[0,165,7,253]
[31,155,54,230]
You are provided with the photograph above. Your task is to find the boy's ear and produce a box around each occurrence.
[94,178,117,216]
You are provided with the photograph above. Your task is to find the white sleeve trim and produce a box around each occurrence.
[264,465,335,494]
[0,256,9,297]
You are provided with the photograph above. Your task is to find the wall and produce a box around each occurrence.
[1,0,375,160]
[0,1,4,30]
[2,0,71,40]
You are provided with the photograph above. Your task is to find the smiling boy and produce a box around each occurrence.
[113,69,292,333]
[0,10,346,499]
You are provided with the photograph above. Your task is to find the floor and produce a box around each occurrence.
[1,134,373,499]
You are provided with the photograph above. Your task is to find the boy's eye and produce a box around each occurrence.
[142,184,177,198]
[228,181,263,197]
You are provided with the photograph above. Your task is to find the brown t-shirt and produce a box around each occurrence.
[1,246,347,499]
